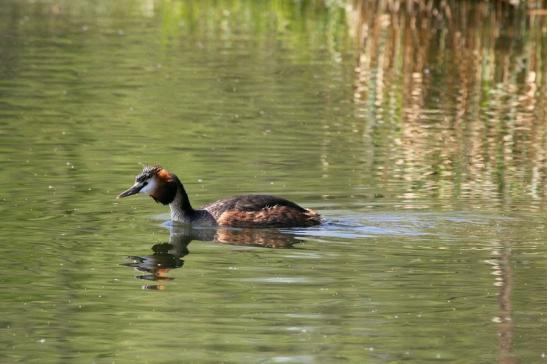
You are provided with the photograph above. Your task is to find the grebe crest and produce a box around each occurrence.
[118,165,180,205]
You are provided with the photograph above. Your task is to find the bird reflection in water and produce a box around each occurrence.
[122,224,302,290]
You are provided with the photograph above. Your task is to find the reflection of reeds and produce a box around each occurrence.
[348,0,546,209]
[1,0,543,210]
[485,237,517,364]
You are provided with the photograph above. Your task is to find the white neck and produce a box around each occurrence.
[169,190,193,223]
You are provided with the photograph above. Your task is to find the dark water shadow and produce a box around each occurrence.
[122,224,302,289]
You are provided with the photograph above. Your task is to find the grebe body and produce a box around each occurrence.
[118,166,321,228]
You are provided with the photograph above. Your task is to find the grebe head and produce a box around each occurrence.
[118,165,178,205]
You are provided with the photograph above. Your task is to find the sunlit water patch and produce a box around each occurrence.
[288,210,515,241]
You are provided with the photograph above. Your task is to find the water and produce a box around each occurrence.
[0,0,546,362]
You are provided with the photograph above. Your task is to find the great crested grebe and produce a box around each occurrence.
[118,166,321,228]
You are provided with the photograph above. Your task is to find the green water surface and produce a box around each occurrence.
[0,1,546,363]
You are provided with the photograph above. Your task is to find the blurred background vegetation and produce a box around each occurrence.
[1,0,543,210]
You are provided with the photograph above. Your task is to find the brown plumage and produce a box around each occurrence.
[118,166,322,228]
[217,205,320,227]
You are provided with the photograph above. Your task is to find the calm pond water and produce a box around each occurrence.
[1,0,546,363]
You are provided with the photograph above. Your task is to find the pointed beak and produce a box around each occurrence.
[117,182,143,198]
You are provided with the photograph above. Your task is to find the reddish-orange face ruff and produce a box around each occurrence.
[156,168,172,183]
